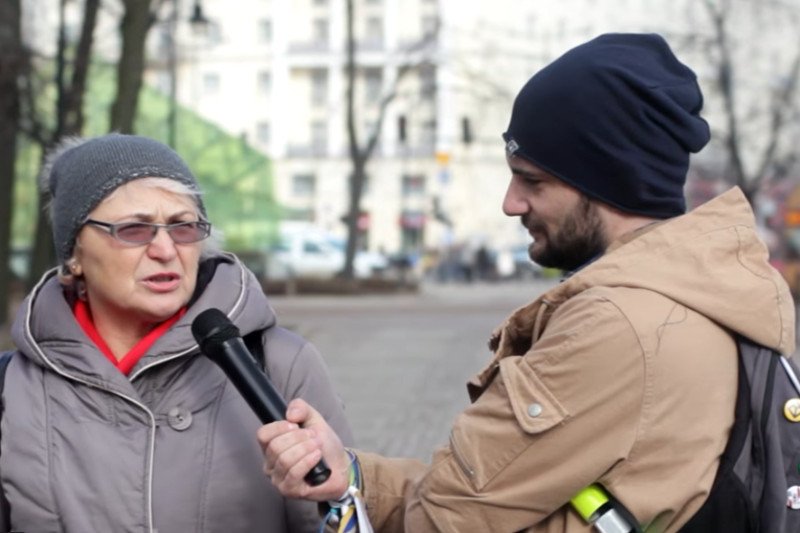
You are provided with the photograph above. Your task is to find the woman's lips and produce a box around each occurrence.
[142,273,180,292]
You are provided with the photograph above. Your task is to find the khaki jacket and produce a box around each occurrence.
[356,188,795,532]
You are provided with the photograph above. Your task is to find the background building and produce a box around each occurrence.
[152,0,557,258]
[21,0,800,264]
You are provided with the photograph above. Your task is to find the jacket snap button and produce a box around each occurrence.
[527,403,543,417]
[168,407,193,431]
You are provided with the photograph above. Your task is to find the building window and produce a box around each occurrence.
[257,71,272,95]
[364,68,382,104]
[258,19,272,43]
[419,65,435,97]
[311,121,327,154]
[157,28,171,57]
[461,116,473,144]
[206,23,223,45]
[202,72,220,95]
[292,174,316,197]
[400,210,425,251]
[421,15,438,38]
[311,69,328,105]
[401,175,425,197]
[397,115,407,143]
[365,16,383,47]
[313,18,329,46]
[421,119,436,146]
[256,121,271,145]
[364,121,380,145]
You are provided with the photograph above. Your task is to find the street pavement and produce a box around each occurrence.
[268,278,558,462]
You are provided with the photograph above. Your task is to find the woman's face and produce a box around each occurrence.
[73,179,204,327]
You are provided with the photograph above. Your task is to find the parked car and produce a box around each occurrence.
[495,244,544,280]
[264,224,388,280]
[511,245,544,279]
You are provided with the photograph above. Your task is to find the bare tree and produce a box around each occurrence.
[109,0,158,133]
[0,0,24,325]
[341,0,436,280]
[692,0,800,205]
[25,0,100,286]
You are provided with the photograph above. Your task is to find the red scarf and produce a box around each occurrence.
[73,299,187,375]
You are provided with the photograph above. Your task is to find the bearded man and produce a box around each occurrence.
[256,33,794,533]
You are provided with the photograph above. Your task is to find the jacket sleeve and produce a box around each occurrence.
[264,326,355,446]
[357,293,647,532]
[263,327,357,533]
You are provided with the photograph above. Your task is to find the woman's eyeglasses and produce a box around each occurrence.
[83,219,212,245]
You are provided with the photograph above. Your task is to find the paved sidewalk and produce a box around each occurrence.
[269,279,557,461]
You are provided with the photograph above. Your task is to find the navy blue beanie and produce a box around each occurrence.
[502,33,710,218]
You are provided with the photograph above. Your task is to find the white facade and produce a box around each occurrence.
[23,0,800,255]
[160,0,747,255]
[158,0,554,254]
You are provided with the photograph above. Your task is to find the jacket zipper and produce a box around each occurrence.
[131,253,248,381]
[22,256,250,532]
[24,338,159,532]
[22,272,159,532]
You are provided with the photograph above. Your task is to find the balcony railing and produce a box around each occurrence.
[288,41,330,54]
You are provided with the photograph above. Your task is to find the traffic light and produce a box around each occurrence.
[461,117,472,145]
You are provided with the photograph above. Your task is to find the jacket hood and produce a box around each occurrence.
[11,252,277,383]
[541,187,795,355]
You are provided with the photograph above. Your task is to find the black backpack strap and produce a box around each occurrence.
[679,340,758,532]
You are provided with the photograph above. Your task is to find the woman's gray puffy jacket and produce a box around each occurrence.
[0,253,354,532]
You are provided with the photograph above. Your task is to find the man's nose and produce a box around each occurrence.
[502,178,529,217]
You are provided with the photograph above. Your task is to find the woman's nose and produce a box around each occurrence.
[146,226,179,259]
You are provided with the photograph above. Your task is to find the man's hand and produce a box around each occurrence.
[258,398,351,501]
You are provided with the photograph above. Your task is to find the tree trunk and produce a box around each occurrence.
[341,0,433,280]
[110,0,154,133]
[342,0,362,280]
[700,0,800,207]
[0,0,23,325]
[63,0,100,135]
[27,194,56,288]
[28,0,100,287]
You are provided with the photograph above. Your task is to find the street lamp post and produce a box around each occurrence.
[167,0,209,148]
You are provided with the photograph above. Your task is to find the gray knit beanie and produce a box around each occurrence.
[43,133,206,263]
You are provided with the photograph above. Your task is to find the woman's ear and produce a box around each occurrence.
[66,258,82,277]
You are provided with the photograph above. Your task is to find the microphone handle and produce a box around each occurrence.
[212,338,332,486]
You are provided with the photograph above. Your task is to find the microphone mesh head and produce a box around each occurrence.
[192,308,241,348]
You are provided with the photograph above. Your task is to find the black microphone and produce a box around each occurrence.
[191,308,331,486]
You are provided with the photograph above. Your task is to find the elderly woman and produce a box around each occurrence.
[0,134,353,532]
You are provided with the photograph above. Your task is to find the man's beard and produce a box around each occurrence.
[524,196,608,272]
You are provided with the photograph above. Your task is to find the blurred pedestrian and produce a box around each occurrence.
[0,134,353,532]
[257,33,794,532]
[474,244,494,281]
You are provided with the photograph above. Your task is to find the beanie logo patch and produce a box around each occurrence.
[505,138,520,156]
